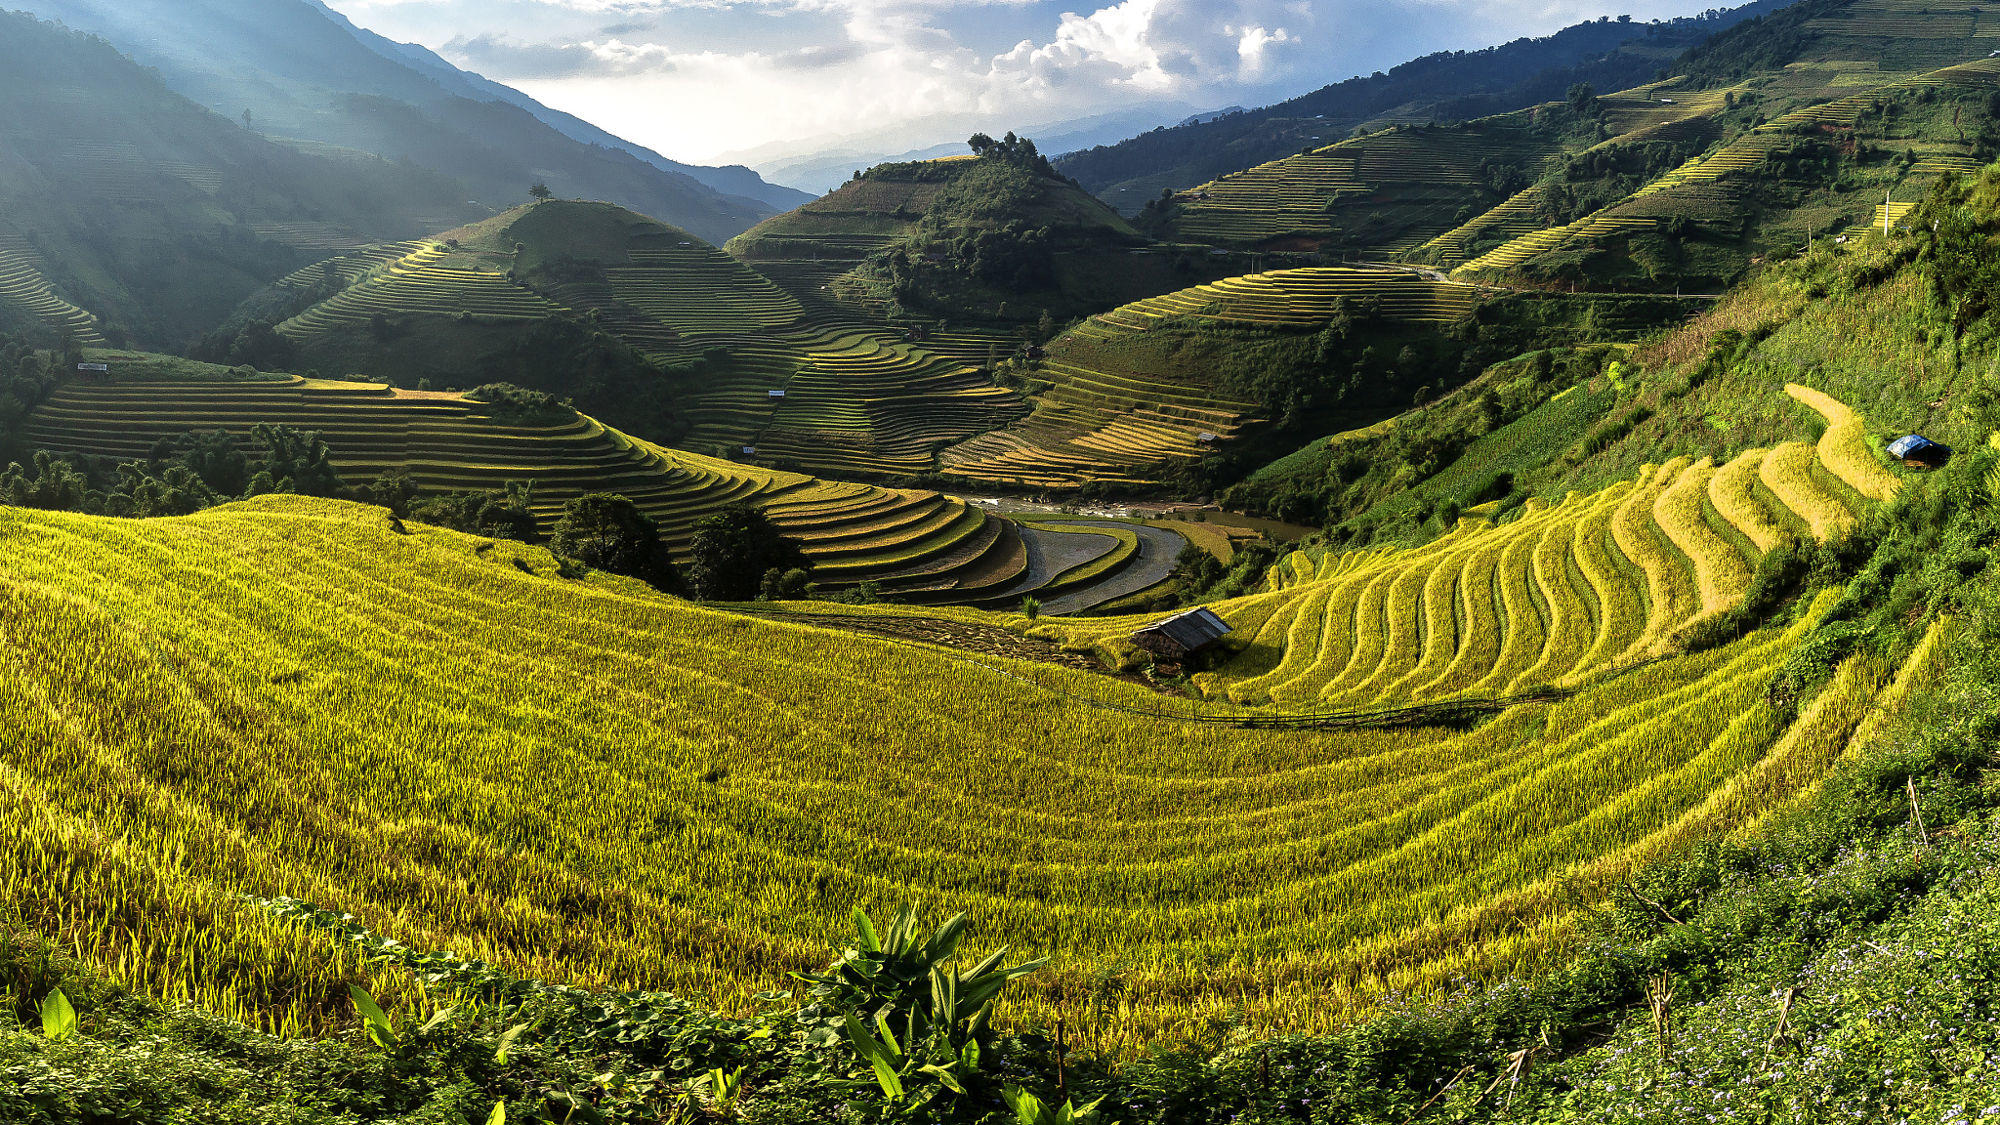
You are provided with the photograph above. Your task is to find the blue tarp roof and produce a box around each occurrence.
[1889,434,1947,459]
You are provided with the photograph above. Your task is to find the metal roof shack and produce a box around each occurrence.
[1130,607,1232,661]
[1888,434,1951,467]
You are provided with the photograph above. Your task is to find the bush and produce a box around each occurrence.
[465,383,573,423]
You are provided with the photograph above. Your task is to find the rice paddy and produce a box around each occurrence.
[1039,387,1894,712]
[0,456,1929,1043]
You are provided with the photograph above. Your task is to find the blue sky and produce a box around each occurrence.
[321,0,1738,166]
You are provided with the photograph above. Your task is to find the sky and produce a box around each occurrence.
[320,0,1736,169]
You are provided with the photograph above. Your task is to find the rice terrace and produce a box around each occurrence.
[4,0,2000,1121]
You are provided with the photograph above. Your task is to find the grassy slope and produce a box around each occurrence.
[0,490,1888,1050]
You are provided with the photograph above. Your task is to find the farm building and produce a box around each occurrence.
[1888,434,1950,467]
[1130,608,1232,661]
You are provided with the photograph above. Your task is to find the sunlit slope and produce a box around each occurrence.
[941,267,1477,488]
[1047,386,1896,707]
[1450,57,2000,280]
[18,371,1032,595]
[0,491,1931,1045]
[1168,117,1572,252]
[1160,0,2000,282]
[270,202,1025,473]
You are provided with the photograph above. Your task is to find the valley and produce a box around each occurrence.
[4,0,2000,1120]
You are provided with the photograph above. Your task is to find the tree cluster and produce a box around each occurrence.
[1,424,350,518]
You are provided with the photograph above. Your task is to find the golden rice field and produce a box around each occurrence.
[1040,387,1889,711]
[0,387,1934,1047]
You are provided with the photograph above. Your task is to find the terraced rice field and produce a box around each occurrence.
[275,244,565,339]
[751,326,1026,475]
[0,400,1934,1042]
[18,373,1008,591]
[1170,120,1566,249]
[0,232,106,344]
[275,220,1024,477]
[16,371,1157,606]
[604,246,802,337]
[1451,57,2000,279]
[1044,388,1894,713]
[942,268,1473,489]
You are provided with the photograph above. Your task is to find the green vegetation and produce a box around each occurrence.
[551,493,679,592]
[729,139,1220,328]
[1057,5,1790,209]
[688,504,810,600]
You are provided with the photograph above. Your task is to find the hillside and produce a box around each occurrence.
[0,383,1929,1047]
[12,353,1185,610]
[1154,0,2000,294]
[8,0,796,244]
[0,11,477,349]
[262,201,1032,476]
[2,166,1998,1114]
[945,265,1704,494]
[727,143,1228,326]
[1058,2,1794,212]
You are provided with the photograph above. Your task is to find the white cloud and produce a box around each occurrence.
[322,0,1737,166]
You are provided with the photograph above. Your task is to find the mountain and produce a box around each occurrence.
[1144,0,2000,295]
[0,10,478,348]
[260,200,1029,477]
[1058,1,1799,212]
[301,1,813,216]
[7,0,799,243]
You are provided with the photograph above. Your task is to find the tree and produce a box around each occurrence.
[688,504,809,601]
[529,182,554,201]
[251,424,345,497]
[1567,82,1599,118]
[551,493,679,591]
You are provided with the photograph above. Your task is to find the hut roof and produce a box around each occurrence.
[1134,607,1232,653]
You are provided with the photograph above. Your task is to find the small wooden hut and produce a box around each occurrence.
[1130,608,1232,661]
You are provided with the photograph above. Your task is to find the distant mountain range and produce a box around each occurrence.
[7,0,810,242]
[1056,0,1800,211]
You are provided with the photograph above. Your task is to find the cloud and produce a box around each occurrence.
[328,0,1732,164]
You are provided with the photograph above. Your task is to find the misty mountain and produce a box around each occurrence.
[0,10,477,346]
[8,0,803,242]
[303,1,811,215]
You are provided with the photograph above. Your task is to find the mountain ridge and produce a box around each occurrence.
[7,0,794,243]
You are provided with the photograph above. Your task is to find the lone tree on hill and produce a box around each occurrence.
[529,182,554,201]
[552,493,679,591]
[688,504,809,601]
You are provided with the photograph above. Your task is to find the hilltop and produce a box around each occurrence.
[0,11,477,349]
[1058,1,1794,211]
[8,0,803,243]
[728,139,1232,326]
